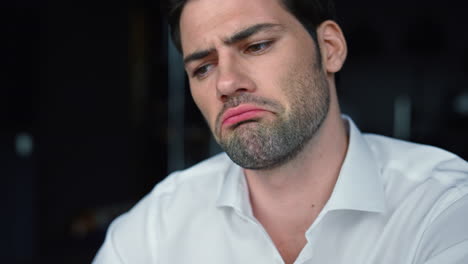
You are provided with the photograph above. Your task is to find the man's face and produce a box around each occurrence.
[180,0,330,169]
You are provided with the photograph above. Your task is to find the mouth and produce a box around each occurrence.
[221,105,270,128]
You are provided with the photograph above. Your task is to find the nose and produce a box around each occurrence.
[216,55,256,102]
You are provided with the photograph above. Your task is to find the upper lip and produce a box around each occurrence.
[221,104,268,126]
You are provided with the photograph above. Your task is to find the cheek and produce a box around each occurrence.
[190,87,217,129]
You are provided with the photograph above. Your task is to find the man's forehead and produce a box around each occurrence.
[179,0,289,54]
[182,23,285,65]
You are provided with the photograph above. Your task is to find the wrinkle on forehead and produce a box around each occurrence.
[179,0,289,55]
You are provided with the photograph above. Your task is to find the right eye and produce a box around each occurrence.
[244,40,273,55]
[193,63,214,79]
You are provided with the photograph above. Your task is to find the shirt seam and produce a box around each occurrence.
[411,190,468,264]
[423,239,468,263]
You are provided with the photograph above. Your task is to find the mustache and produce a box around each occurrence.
[215,93,284,129]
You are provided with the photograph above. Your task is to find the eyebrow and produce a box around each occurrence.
[183,23,283,65]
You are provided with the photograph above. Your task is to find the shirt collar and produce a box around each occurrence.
[325,116,387,213]
[216,116,387,215]
[216,160,253,216]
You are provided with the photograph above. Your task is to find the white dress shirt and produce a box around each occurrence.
[93,118,468,264]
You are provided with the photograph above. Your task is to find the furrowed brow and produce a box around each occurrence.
[183,23,283,66]
[183,48,216,65]
[224,23,283,45]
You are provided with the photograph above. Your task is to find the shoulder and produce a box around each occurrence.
[364,133,468,186]
[361,134,468,263]
[116,151,233,232]
[94,153,234,262]
[364,133,468,225]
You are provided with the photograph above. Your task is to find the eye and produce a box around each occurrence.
[245,41,273,54]
[193,63,214,79]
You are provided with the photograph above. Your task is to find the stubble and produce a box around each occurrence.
[215,58,330,170]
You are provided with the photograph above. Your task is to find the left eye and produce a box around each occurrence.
[245,41,273,54]
[193,64,213,79]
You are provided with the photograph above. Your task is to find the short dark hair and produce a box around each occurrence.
[167,0,337,53]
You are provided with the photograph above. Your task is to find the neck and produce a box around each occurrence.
[244,102,349,212]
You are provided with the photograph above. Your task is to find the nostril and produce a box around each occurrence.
[220,94,228,102]
[219,89,252,103]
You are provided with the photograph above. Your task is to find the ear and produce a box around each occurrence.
[316,20,347,73]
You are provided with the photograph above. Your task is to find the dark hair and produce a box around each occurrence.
[168,0,336,53]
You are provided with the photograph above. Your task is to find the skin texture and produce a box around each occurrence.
[180,0,348,263]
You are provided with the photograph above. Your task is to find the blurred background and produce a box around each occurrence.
[2,0,468,263]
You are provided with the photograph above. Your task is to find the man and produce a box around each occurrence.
[93,0,468,263]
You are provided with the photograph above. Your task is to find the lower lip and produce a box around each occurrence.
[222,110,268,127]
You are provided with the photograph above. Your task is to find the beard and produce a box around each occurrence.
[214,60,330,170]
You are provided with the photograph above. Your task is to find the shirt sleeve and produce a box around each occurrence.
[414,192,468,264]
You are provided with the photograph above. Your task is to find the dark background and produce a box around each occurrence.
[2,1,468,263]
